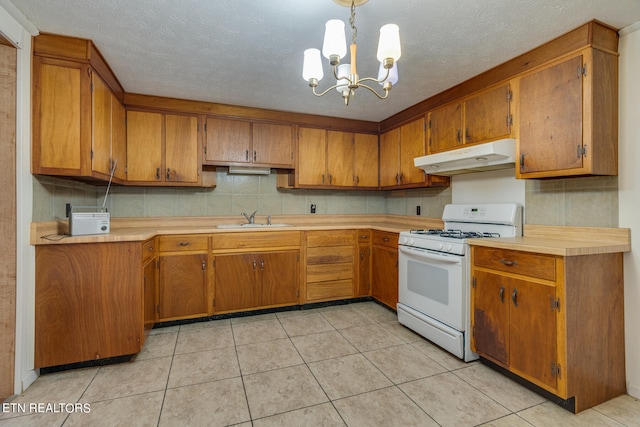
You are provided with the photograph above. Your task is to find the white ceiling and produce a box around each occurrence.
[8,0,640,122]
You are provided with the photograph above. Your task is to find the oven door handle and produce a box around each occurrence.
[399,245,463,264]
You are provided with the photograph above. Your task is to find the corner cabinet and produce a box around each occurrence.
[126,111,202,185]
[32,34,126,183]
[470,246,625,413]
[515,48,618,178]
[379,118,449,189]
[35,242,144,368]
[371,231,398,309]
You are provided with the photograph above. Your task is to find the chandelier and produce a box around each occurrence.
[302,0,401,106]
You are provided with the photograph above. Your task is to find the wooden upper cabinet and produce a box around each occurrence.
[428,102,462,154]
[516,49,618,178]
[297,127,327,186]
[463,83,511,145]
[252,123,294,167]
[327,130,355,187]
[354,133,379,187]
[379,128,400,187]
[32,34,126,183]
[204,117,251,164]
[399,117,426,185]
[127,111,201,185]
[203,118,293,168]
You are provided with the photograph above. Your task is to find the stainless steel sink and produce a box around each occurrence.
[216,223,292,229]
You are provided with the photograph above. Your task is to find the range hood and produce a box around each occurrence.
[227,166,272,175]
[414,138,516,176]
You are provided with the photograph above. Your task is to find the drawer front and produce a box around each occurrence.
[211,231,301,250]
[306,246,353,265]
[307,262,353,283]
[158,235,209,252]
[372,231,398,249]
[142,238,156,263]
[473,247,556,281]
[306,230,355,247]
[357,229,371,243]
[306,280,353,301]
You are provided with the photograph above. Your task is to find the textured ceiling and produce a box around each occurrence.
[8,0,640,122]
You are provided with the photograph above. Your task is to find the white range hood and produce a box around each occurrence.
[414,138,516,176]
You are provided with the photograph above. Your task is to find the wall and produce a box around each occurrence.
[619,22,640,399]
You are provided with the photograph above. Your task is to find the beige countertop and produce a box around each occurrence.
[467,224,631,256]
[31,216,631,256]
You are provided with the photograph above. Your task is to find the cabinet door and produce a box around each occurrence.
[158,253,208,320]
[472,270,509,366]
[464,84,511,144]
[371,244,398,309]
[91,73,112,176]
[354,133,379,187]
[399,118,426,185]
[127,111,163,182]
[111,96,127,180]
[428,103,462,154]
[518,55,583,174]
[327,130,354,186]
[204,117,251,164]
[214,253,261,312]
[356,243,371,297]
[297,127,326,186]
[379,128,399,187]
[261,251,299,306]
[509,277,557,390]
[34,60,83,172]
[165,114,200,183]
[253,123,294,167]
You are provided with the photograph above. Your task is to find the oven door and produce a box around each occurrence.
[398,245,466,331]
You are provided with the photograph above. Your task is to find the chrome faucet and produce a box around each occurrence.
[241,210,258,224]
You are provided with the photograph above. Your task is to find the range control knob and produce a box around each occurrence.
[408,238,415,246]
[400,237,409,245]
[445,244,453,252]
[437,243,444,250]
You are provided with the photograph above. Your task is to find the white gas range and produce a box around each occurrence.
[397,203,523,362]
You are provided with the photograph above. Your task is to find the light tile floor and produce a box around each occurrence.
[2,301,639,426]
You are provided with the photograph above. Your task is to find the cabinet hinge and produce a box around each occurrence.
[428,137,432,146]
[472,277,476,288]
[552,362,562,379]
[212,298,215,308]
[204,146,207,154]
[212,259,216,268]
[296,290,300,297]
[507,115,513,128]
[577,145,587,158]
[507,90,513,102]
[578,65,587,77]
[204,123,207,132]
[156,259,160,269]
[156,304,160,314]
[90,150,94,160]
[428,119,431,129]
[550,296,561,312]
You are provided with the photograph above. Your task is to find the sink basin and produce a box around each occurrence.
[216,223,292,229]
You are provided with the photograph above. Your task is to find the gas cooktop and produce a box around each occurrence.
[409,229,502,239]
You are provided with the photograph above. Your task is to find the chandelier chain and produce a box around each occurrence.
[349,0,357,45]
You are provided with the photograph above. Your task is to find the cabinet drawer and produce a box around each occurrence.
[473,247,556,281]
[372,231,398,249]
[211,231,301,250]
[357,229,371,243]
[307,262,353,283]
[306,280,353,301]
[158,235,209,252]
[306,230,355,247]
[142,238,156,263]
[306,246,353,265]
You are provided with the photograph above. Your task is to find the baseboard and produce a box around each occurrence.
[21,369,38,393]
[628,381,640,399]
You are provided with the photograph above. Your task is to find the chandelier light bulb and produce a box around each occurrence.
[335,63,351,93]
[302,48,324,82]
[376,23,401,62]
[378,60,399,86]
[322,19,347,60]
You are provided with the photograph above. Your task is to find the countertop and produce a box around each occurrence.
[31,216,631,256]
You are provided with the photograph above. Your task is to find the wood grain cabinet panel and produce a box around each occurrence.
[471,246,626,412]
[35,242,143,368]
[516,48,618,178]
[158,253,209,320]
[428,102,462,154]
[204,117,251,164]
[371,231,398,309]
[463,83,511,145]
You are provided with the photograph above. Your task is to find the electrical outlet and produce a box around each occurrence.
[310,204,316,214]
[416,205,421,216]
[66,203,72,218]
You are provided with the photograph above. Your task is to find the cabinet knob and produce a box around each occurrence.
[148,246,154,251]
[383,237,389,242]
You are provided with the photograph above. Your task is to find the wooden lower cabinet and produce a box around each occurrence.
[142,238,157,332]
[35,242,144,368]
[157,235,211,321]
[471,246,626,413]
[356,230,372,297]
[371,231,399,309]
[214,250,299,313]
[305,230,356,302]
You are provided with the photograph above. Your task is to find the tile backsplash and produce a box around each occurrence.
[33,171,619,228]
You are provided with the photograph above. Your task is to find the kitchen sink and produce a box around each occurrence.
[216,223,292,229]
